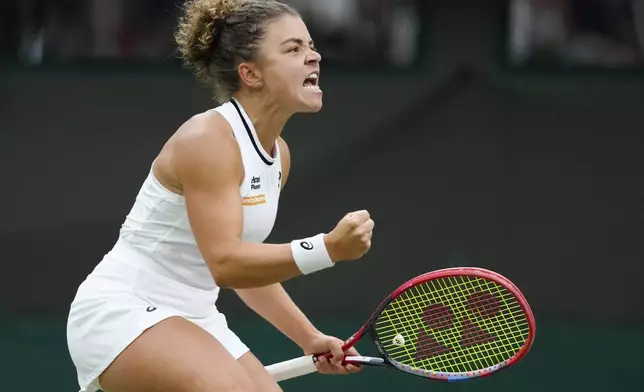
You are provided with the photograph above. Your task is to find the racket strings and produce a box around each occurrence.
[377,279,525,345]
[378,290,527,372]
[390,278,524,372]
[414,281,524,371]
[411,277,527,372]
[382,286,524,372]
[416,278,527,356]
[373,276,530,374]
[383,293,511,373]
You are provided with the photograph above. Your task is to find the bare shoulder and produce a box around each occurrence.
[175,111,240,165]
[156,111,243,194]
[277,136,291,187]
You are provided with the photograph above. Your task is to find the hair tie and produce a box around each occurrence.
[213,18,226,34]
[212,18,226,48]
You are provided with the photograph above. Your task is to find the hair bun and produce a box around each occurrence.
[175,0,238,83]
[175,0,299,103]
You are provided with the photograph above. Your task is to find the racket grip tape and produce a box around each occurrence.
[265,355,318,382]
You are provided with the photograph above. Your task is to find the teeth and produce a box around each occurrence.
[304,73,319,83]
[303,72,320,90]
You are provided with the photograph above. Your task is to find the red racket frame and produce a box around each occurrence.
[336,267,536,380]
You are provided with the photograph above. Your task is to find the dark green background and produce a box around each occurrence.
[2,0,643,390]
[2,315,642,391]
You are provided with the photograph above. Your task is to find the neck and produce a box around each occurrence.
[232,92,291,155]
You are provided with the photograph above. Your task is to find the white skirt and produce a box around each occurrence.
[66,239,249,392]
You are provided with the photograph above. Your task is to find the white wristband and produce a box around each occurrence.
[290,233,334,275]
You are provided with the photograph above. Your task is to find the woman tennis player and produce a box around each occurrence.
[65,1,375,391]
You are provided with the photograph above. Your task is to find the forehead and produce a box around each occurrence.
[262,14,311,46]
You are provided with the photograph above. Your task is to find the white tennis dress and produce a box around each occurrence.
[66,98,283,392]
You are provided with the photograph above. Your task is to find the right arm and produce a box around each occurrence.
[173,114,372,289]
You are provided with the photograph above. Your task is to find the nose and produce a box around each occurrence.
[305,48,321,65]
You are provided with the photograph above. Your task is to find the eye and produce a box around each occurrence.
[288,46,301,53]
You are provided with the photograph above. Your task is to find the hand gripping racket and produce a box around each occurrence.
[265,267,535,382]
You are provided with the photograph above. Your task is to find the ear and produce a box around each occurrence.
[238,62,264,89]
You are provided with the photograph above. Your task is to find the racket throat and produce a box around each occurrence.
[344,356,387,367]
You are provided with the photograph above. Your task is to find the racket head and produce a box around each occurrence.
[363,267,535,381]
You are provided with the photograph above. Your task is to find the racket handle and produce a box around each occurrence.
[265,355,317,382]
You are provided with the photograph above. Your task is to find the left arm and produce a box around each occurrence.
[234,283,321,350]
[235,137,360,375]
[235,282,362,375]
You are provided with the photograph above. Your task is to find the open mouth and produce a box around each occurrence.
[303,72,320,90]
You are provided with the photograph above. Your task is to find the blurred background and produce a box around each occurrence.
[1,0,643,391]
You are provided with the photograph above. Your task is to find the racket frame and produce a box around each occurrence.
[345,267,536,381]
[265,267,536,382]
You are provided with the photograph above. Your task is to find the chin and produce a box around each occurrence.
[296,93,324,113]
[302,101,323,113]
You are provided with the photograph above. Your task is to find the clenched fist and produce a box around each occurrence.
[324,210,375,262]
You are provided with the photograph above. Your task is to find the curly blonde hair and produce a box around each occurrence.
[175,0,299,103]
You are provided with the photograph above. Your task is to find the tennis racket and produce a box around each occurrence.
[265,267,535,382]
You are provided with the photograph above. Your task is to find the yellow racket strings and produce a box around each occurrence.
[373,276,530,373]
